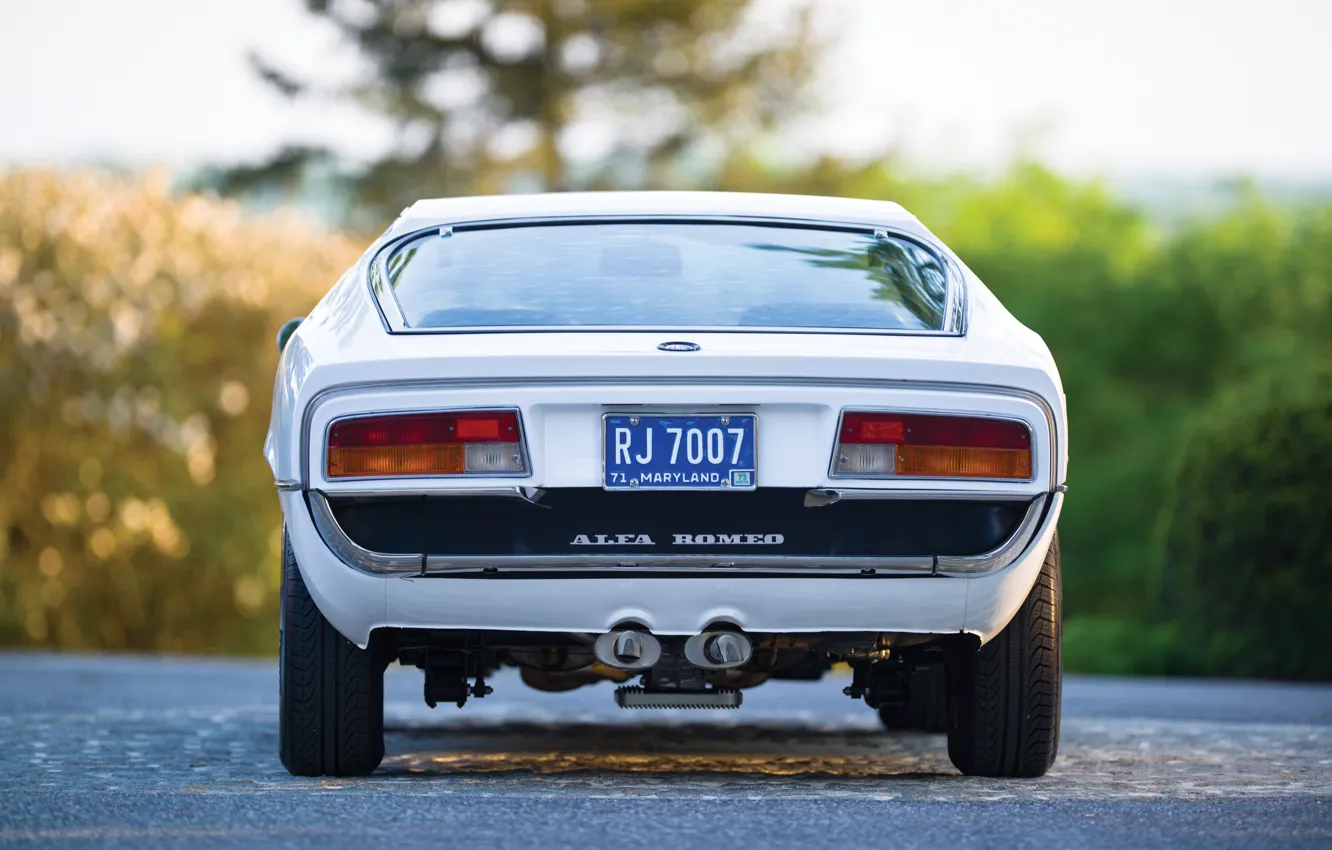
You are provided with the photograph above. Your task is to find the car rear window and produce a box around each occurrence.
[382,221,952,332]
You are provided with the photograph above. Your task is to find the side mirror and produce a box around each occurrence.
[276,317,304,353]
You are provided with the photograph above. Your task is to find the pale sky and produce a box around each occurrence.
[1,0,1330,179]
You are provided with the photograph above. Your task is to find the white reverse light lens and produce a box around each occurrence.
[833,443,895,476]
[465,442,525,473]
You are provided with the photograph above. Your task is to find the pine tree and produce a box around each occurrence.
[238,0,821,216]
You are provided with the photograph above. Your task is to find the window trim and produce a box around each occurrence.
[367,215,968,337]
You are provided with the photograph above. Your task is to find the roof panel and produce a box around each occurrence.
[394,191,920,234]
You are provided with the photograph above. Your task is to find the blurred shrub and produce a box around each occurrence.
[0,170,361,653]
[962,194,1325,618]
[1063,617,1183,677]
[1156,370,1332,680]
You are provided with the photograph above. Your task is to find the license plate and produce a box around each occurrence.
[604,414,756,491]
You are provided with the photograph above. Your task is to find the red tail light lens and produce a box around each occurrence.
[327,411,525,478]
[833,412,1031,479]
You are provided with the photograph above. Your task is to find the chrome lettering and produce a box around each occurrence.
[671,533,783,546]
[571,533,655,546]
[574,532,780,546]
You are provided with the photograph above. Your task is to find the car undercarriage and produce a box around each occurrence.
[384,626,969,712]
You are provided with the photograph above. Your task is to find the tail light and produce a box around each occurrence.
[327,410,527,478]
[832,411,1031,480]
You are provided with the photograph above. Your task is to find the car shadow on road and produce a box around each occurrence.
[379,720,957,779]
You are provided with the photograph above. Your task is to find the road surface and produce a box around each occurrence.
[1,653,1329,848]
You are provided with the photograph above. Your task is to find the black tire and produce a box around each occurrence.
[946,531,1061,778]
[279,531,385,777]
[878,664,949,733]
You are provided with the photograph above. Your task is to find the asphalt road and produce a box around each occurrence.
[1,653,1330,849]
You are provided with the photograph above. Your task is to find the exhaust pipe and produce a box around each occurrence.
[594,628,662,671]
[684,630,753,669]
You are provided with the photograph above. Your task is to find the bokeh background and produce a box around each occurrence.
[2,0,1329,678]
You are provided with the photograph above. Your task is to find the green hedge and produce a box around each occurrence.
[1158,370,1332,679]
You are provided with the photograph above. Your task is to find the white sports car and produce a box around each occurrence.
[266,191,1067,778]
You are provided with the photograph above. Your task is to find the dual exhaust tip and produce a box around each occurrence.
[593,628,752,671]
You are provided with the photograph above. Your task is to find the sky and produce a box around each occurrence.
[2,0,1330,180]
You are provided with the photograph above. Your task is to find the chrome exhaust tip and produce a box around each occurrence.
[683,630,753,669]
[594,628,662,671]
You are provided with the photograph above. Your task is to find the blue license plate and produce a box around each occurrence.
[604,414,756,491]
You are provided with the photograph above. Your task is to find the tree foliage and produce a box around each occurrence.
[235,0,820,216]
[0,170,360,652]
[1159,370,1332,680]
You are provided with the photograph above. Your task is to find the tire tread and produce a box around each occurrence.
[947,532,1062,777]
[279,533,384,777]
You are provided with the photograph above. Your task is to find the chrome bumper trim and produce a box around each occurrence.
[304,490,1054,577]
[416,554,936,574]
[308,491,423,573]
[315,485,548,506]
[935,492,1054,576]
[804,488,1037,507]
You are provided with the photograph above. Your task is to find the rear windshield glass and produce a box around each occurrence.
[383,222,950,331]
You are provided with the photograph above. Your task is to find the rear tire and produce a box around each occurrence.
[878,664,949,733]
[279,531,385,777]
[945,531,1062,777]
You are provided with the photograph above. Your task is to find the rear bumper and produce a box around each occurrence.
[280,488,1063,648]
[309,488,1047,576]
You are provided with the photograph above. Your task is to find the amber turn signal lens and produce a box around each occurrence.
[328,444,464,477]
[896,445,1031,479]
